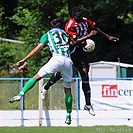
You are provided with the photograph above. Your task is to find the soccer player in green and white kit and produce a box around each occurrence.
[9,18,73,125]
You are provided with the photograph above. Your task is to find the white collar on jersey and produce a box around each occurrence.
[51,28,66,34]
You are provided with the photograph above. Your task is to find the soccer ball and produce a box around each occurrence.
[85,39,95,52]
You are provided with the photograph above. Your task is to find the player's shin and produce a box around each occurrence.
[65,93,73,113]
[65,93,72,124]
[18,78,37,96]
[82,82,91,105]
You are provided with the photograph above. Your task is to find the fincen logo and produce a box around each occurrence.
[102,84,118,97]
[102,84,133,98]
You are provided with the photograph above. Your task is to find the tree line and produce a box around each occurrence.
[0,0,133,77]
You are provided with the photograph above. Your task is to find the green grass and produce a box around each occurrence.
[0,126,133,133]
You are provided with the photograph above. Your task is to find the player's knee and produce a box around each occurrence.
[64,82,71,88]
[54,72,62,80]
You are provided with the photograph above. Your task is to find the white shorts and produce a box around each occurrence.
[37,55,73,88]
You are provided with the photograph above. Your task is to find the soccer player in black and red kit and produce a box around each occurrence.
[41,6,119,116]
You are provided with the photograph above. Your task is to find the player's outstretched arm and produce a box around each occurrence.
[94,27,119,42]
[17,43,44,67]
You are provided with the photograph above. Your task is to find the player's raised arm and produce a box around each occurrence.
[94,27,119,42]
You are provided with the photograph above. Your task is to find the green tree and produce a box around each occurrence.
[0,42,27,77]
[0,0,133,78]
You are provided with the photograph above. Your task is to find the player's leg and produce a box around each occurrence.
[72,57,92,106]
[77,63,95,116]
[77,64,91,104]
[61,58,73,125]
[9,74,42,103]
[44,72,62,90]
[70,49,95,115]
[41,72,62,100]
[9,57,56,103]
[64,86,72,125]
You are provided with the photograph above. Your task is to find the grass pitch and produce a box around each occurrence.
[0,126,133,133]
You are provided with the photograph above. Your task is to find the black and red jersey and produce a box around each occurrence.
[65,17,95,41]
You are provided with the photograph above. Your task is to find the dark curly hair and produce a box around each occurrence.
[72,6,82,17]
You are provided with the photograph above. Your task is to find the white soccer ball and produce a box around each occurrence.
[85,39,95,52]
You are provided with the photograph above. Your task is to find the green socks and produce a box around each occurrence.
[18,78,37,97]
[65,94,72,114]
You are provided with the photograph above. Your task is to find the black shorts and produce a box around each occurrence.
[70,47,90,68]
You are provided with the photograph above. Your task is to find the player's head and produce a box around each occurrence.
[51,18,63,29]
[72,6,83,22]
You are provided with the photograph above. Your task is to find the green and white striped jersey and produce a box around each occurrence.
[39,28,70,57]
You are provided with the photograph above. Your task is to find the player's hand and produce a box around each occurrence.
[17,59,25,67]
[108,36,119,42]
[89,30,97,36]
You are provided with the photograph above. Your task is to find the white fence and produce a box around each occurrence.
[0,110,133,127]
[0,78,133,127]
